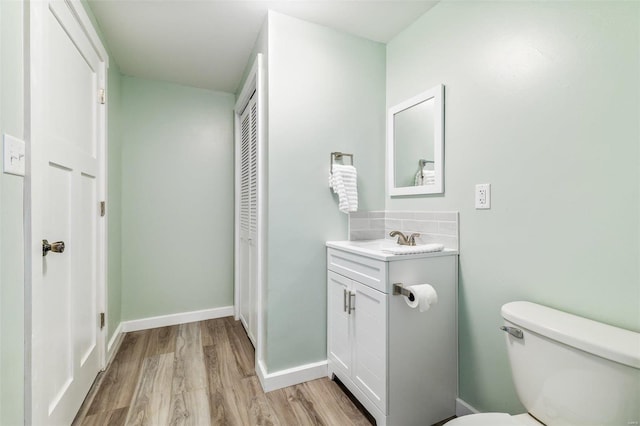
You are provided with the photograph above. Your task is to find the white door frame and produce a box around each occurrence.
[234,54,266,368]
[24,0,109,422]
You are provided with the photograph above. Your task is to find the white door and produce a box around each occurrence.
[327,271,352,375]
[352,281,387,413]
[28,1,107,424]
[238,92,257,345]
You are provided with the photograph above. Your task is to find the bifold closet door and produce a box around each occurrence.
[238,93,258,345]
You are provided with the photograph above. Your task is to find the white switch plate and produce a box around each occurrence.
[3,134,26,177]
[475,183,491,209]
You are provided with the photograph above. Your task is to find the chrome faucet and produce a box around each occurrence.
[389,231,420,246]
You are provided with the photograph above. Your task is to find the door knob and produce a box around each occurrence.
[42,239,65,256]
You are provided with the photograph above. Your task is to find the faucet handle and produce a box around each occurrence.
[408,233,420,246]
[389,230,409,245]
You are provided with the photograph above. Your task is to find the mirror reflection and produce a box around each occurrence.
[393,98,435,187]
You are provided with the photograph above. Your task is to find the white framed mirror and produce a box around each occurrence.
[387,84,444,196]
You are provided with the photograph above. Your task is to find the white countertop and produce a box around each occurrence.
[326,239,458,261]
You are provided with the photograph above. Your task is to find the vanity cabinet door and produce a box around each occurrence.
[328,271,353,375]
[352,281,388,413]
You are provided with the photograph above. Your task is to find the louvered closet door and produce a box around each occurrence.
[238,92,258,345]
[248,99,258,342]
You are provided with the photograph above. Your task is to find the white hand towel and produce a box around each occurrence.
[403,284,438,312]
[329,164,358,213]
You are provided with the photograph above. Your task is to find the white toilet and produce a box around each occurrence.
[447,301,640,426]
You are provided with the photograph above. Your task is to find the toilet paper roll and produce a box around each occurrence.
[404,284,438,312]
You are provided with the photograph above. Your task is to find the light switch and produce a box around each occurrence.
[3,133,25,177]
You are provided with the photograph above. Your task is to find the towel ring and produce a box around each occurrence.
[330,151,354,174]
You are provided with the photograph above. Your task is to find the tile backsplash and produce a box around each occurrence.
[348,211,386,241]
[348,211,459,250]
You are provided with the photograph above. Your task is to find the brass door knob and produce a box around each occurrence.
[43,239,65,256]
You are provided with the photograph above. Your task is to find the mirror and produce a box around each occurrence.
[387,84,444,196]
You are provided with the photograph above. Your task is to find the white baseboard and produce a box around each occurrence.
[107,308,326,395]
[121,305,234,333]
[257,359,328,393]
[456,398,480,417]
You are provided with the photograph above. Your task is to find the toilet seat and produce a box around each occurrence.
[445,413,541,426]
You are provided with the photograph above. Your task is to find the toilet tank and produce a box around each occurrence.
[501,301,640,426]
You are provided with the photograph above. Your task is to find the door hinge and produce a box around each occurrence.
[100,312,105,329]
[100,201,106,217]
[99,88,106,105]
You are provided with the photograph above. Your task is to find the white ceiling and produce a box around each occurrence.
[88,0,438,93]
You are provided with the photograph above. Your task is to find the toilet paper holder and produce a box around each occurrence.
[392,283,415,302]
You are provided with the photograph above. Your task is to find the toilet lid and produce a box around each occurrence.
[445,413,521,426]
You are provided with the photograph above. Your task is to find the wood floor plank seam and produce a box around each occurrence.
[75,317,373,426]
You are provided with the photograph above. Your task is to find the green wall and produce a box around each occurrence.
[120,76,236,321]
[264,11,386,371]
[0,0,25,423]
[386,0,640,414]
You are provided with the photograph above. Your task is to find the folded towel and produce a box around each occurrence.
[329,164,358,213]
[382,243,445,255]
[414,168,436,186]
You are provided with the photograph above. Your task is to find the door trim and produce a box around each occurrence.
[234,54,265,366]
[24,0,109,422]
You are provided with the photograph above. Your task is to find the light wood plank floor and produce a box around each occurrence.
[73,317,373,426]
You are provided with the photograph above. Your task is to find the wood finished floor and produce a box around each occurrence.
[73,317,373,426]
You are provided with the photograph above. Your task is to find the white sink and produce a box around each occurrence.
[346,239,400,250]
[381,243,445,255]
[326,239,455,261]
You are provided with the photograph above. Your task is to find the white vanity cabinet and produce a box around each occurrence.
[326,243,458,426]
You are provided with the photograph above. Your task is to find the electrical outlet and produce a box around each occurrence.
[475,183,491,209]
